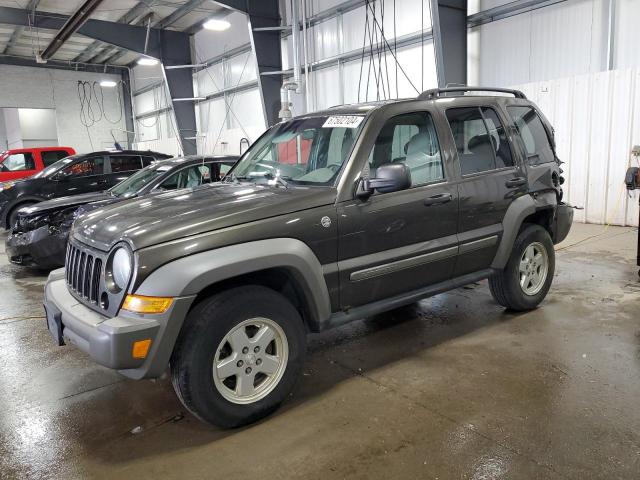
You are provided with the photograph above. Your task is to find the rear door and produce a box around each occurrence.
[106,154,144,187]
[444,104,527,277]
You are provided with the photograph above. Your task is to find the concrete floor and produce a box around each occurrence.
[1,223,639,479]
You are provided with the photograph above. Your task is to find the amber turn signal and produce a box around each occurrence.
[122,294,173,314]
[132,339,152,359]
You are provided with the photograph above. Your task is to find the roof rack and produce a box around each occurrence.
[418,87,527,101]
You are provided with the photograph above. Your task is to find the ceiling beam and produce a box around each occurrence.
[154,0,207,29]
[0,5,164,58]
[87,11,154,64]
[39,0,104,61]
[101,0,209,65]
[74,0,150,62]
[1,0,40,55]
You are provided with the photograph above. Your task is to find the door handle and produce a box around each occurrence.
[505,177,527,188]
[424,193,453,206]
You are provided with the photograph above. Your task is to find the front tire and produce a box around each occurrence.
[170,286,307,428]
[489,224,555,311]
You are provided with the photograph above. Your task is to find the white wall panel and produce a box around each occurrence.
[134,89,156,114]
[311,17,339,62]
[228,52,257,86]
[514,67,640,227]
[313,66,340,110]
[613,0,640,70]
[194,63,224,97]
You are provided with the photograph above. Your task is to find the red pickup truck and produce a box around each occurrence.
[0,147,76,182]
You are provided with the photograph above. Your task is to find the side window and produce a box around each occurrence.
[110,155,143,173]
[1,153,36,171]
[42,151,67,167]
[507,106,555,165]
[480,108,513,168]
[368,111,444,187]
[159,165,212,190]
[62,157,104,178]
[141,156,155,167]
[446,106,513,175]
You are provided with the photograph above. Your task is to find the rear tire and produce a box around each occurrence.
[489,224,555,311]
[170,285,307,428]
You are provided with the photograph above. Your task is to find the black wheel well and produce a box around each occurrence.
[5,200,37,229]
[191,268,313,332]
[521,208,554,237]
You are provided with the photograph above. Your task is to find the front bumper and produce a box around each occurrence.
[6,225,68,269]
[43,269,195,379]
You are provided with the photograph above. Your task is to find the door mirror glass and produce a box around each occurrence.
[359,163,411,198]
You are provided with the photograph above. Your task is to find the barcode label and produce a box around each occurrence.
[322,115,364,129]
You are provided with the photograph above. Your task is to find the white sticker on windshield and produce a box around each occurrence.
[322,115,364,129]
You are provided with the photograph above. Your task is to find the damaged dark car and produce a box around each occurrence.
[5,155,238,269]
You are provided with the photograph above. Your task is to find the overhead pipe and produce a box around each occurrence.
[280,0,303,120]
[290,0,302,92]
[38,0,103,62]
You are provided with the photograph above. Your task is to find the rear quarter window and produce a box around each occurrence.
[507,106,555,165]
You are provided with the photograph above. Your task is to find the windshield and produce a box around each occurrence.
[110,163,170,197]
[32,156,79,179]
[228,115,364,186]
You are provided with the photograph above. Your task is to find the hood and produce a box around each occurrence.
[73,182,336,251]
[20,192,113,217]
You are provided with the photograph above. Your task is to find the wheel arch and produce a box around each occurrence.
[492,192,557,270]
[134,239,333,332]
[3,196,43,228]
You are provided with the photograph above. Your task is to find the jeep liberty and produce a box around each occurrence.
[43,87,573,427]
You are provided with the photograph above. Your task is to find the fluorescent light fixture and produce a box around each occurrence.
[203,18,231,31]
[100,80,117,87]
[137,57,159,66]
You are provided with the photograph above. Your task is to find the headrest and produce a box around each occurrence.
[405,133,431,156]
[468,134,496,153]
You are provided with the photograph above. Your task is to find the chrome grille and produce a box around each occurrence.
[65,242,103,305]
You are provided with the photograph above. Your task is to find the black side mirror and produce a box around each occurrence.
[357,163,411,199]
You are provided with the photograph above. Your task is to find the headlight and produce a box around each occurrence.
[0,181,15,192]
[106,246,132,292]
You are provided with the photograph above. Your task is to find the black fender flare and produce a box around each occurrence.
[134,238,333,328]
[491,192,557,270]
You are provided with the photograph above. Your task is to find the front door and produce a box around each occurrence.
[337,110,459,309]
[443,105,527,277]
[0,151,37,182]
[56,155,107,196]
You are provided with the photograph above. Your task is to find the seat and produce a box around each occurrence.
[402,132,443,185]
[462,134,496,174]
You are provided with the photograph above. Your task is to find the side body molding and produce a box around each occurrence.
[491,192,556,269]
[135,238,333,328]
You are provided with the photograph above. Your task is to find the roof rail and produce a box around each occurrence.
[418,87,527,101]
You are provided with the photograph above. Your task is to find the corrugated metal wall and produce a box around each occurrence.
[515,68,640,227]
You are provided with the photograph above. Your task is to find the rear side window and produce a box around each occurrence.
[1,152,35,171]
[445,106,513,175]
[41,150,69,167]
[507,106,555,165]
[159,164,213,190]
[110,155,143,172]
